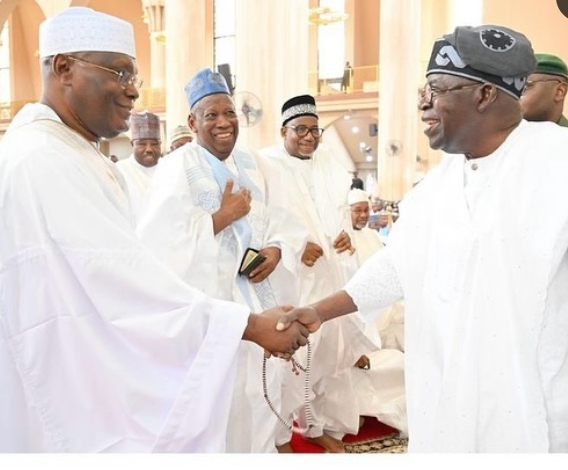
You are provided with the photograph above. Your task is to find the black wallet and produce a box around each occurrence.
[238,248,266,277]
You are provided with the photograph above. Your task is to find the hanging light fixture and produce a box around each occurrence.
[308,7,349,26]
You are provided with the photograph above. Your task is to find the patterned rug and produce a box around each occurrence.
[344,433,408,453]
[291,417,408,453]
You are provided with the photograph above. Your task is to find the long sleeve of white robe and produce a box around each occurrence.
[0,104,249,453]
[135,143,308,453]
[345,121,568,453]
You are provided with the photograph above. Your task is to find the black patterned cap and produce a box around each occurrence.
[427,25,537,99]
[281,94,318,126]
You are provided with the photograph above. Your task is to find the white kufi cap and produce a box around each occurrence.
[348,188,370,205]
[39,7,136,59]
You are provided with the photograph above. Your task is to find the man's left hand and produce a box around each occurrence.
[249,246,281,283]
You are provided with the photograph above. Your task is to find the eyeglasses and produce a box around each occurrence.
[285,125,325,138]
[522,78,563,93]
[67,56,143,90]
[418,82,483,106]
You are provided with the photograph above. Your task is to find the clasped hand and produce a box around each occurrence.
[249,306,322,359]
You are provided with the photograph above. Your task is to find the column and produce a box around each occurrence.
[164,0,211,132]
[142,0,166,89]
[234,0,310,150]
[375,0,421,201]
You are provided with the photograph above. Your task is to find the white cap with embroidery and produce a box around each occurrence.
[39,7,136,59]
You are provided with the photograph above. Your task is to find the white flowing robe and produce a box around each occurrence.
[115,155,158,223]
[345,120,568,452]
[136,142,307,453]
[259,144,378,442]
[349,227,407,435]
[0,103,249,453]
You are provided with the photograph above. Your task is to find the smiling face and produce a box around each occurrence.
[189,93,238,160]
[281,115,321,159]
[418,74,484,155]
[59,52,139,141]
[132,138,161,167]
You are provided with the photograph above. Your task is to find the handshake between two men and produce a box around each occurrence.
[243,305,322,358]
[245,291,356,358]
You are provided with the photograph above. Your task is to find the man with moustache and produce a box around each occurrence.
[279,25,568,452]
[259,95,375,453]
[116,111,162,222]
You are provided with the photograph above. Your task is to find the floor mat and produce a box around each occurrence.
[290,417,407,453]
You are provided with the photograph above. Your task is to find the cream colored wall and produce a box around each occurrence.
[10,0,43,103]
[483,0,568,117]
[351,0,379,67]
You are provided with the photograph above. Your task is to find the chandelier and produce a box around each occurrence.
[308,7,349,26]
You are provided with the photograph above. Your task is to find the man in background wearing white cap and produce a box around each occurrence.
[0,7,309,453]
[346,188,407,437]
[259,95,375,453]
[116,111,162,222]
[168,124,194,152]
[279,25,568,452]
[137,69,308,453]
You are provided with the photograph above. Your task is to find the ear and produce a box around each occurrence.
[188,114,198,133]
[554,81,568,103]
[280,126,287,139]
[51,54,74,84]
[477,83,498,112]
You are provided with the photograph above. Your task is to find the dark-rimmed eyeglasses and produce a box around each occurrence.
[418,82,483,106]
[522,78,564,94]
[285,125,325,138]
[67,56,143,90]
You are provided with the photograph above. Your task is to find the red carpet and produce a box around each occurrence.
[290,417,400,453]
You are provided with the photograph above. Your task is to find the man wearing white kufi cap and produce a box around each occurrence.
[116,111,162,223]
[168,124,194,151]
[0,7,310,453]
[346,189,408,436]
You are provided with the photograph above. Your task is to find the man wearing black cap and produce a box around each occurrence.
[260,95,376,453]
[521,53,568,126]
[278,25,568,453]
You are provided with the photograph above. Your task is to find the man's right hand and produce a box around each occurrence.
[243,306,310,358]
[212,179,251,234]
[301,242,324,267]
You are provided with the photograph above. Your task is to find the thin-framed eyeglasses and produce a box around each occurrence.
[522,78,564,94]
[285,125,325,138]
[418,82,483,106]
[67,56,143,90]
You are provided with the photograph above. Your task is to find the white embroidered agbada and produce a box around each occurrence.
[345,120,568,452]
[136,141,307,453]
[0,103,250,453]
[259,143,378,442]
[115,155,158,223]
